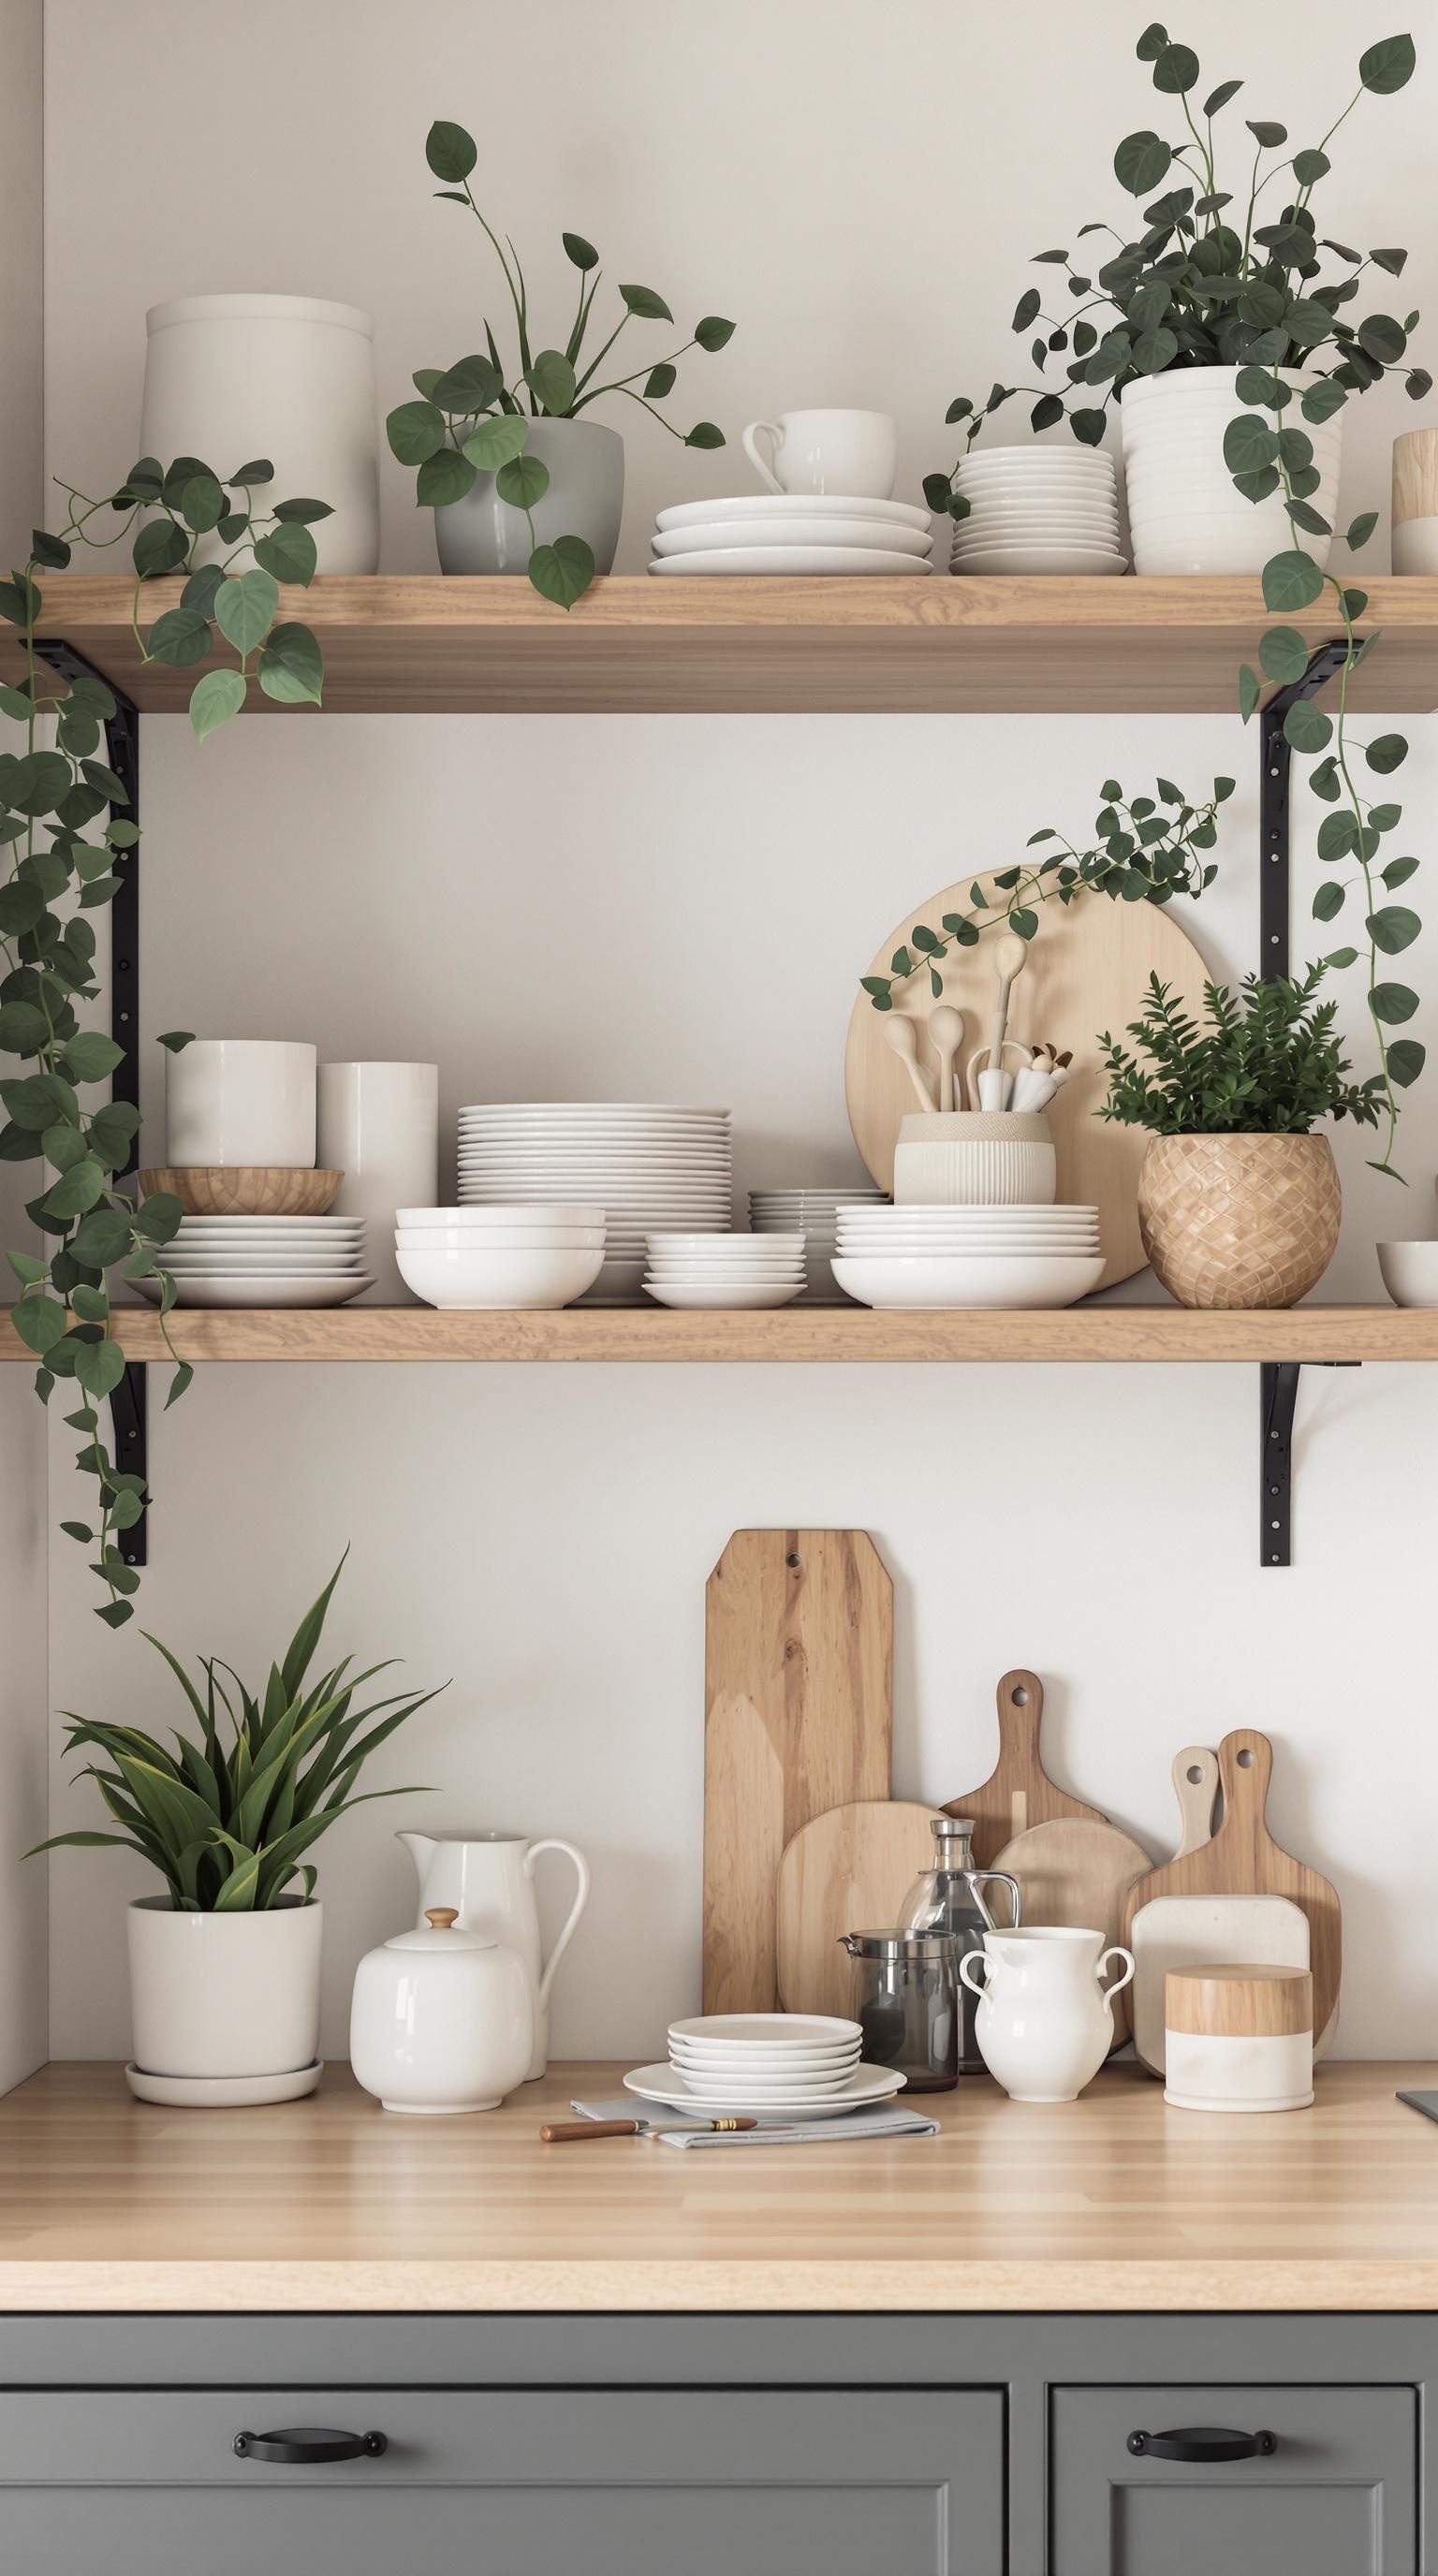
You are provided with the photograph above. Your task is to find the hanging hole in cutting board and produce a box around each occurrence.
[786,1552,802,1570]
[1011,1685,1030,1706]
[1238,1748,1255,1768]
[1185,1764,1205,1785]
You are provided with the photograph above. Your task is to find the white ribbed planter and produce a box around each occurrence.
[127,1895,322,2079]
[1121,369,1343,575]
[893,1111,1056,1207]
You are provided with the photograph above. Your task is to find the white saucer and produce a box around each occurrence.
[655,492,932,534]
[133,1274,374,1308]
[125,2058,324,2107]
[950,544,1127,576]
[653,518,932,559]
[624,2061,905,2120]
[650,547,933,578]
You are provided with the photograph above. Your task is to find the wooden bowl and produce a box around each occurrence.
[138,1166,344,1216]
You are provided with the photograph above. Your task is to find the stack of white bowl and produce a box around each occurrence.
[458,1105,732,1305]
[133,1213,372,1309]
[750,1184,888,1303]
[831,1204,1105,1310]
[393,1206,606,1310]
[648,493,933,578]
[645,1231,805,1310]
[949,447,1125,576]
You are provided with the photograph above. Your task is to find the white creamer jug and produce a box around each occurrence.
[960,1925,1135,2103]
[399,1828,589,2080]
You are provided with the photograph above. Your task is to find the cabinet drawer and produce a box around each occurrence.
[1049,2382,1416,2575]
[0,2385,1004,2575]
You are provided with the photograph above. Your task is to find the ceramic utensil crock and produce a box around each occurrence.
[892,1110,1057,1208]
[350,1907,533,2115]
[960,1925,1135,2102]
[399,1828,590,2079]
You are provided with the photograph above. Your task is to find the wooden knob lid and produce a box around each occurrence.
[424,1907,460,1931]
[1166,1963,1313,2039]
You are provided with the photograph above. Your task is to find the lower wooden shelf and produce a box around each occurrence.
[0,1302,1429,1362]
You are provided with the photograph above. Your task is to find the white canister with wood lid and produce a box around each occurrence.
[1164,1963,1313,2113]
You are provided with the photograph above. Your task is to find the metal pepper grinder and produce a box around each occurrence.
[899,1816,1021,2074]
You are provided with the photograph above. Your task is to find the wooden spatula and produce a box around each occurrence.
[943,1669,1107,1867]
[775,1800,938,2019]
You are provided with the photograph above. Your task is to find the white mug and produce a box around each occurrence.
[166,1039,316,1169]
[741,408,897,500]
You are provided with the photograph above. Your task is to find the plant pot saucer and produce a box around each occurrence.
[125,2058,323,2109]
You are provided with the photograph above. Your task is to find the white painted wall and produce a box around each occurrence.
[0,0,49,2096]
[33,0,1438,2062]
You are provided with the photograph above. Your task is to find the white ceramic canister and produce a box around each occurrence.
[317,1062,439,1304]
[140,294,380,573]
[893,1111,1056,1208]
[959,1925,1134,2103]
[1121,368,1343,575]
[399,1828,590,2081]
[349,1907,534,2115]
[166,1039,316,1169]
[1164,1964,1313,2113]
[127,1894,321,2080]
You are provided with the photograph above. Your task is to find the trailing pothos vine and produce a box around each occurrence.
[1,457,330,1623]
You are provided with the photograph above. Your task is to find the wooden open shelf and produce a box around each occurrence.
[7,574,1438,715]
[0,1303,1428,1364]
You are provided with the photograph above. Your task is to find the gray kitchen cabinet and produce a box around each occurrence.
[0,2384,1005,2576]
[1049,2383,1417,2575]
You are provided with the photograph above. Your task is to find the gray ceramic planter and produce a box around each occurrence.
[434,418,624,575]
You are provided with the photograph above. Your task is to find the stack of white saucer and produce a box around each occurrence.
[621,2012,906,2121]
[949,447,1125,576]
[649,493,933,577]
[749,1185,888,1302]
[132,1214,372,1309]
[645,1231,805,1310]
[458,1104,732,1305]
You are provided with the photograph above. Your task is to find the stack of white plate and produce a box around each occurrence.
[649,493,933,578]
[622,2012,905,2121]
[457,1105,732,1306]
[133,1215,373,1309]
[831,1204,1105,1310]
[393,1207,606,1311]
[645,1231,805,1310]
[949,448,1125,577]
[750,1185,888,1303]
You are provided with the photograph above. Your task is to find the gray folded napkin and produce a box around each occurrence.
[570,2094,941,2146]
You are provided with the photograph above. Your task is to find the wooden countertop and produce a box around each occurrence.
[2,2060,1436,2313]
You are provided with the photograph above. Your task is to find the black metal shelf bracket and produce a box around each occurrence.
[33,638,147,1559]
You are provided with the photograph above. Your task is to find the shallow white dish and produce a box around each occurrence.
[648,1254,803,1270]
[831,1252,1107,1309]
[650,546,932,578]
[398,1203,606,1227]
[951,544,1127,576]
[652,517,932,559]
[133,1274,374,1309]
[1377,1241,1438,1307]
[668,2070,863,2100]
[669,2043,861,2074]
[648,1232,803,1252]
[459,1102,730,1120]
[625,2061,904,2119]
[644,1276,803,1310]
[669,2013,861,2047]
[956,450,1116,477]
[395,1244,605,1310]
[125,2058,323,2108]
[172,1222,364,1237]
[655,492,932,534]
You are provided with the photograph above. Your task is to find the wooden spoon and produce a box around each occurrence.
[884,1014,937,1112]
[926,1003,965,1112]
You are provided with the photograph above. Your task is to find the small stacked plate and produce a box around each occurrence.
[831,1204,1105,1310]
[645,1231,805,1310]
[459,1105,733,1306]
[649,493,933,578]
[750,1185,888,1303]
[623,2012,905,2120]
[132,1215,373,1309]
[394,1207,606,1310]
[949,447,1126,577]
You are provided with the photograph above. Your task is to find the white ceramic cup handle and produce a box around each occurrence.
[958,1952,990,1998]
[742,419,784,493]
[525,1838,591,2011]
[1098,1944,1136,2005]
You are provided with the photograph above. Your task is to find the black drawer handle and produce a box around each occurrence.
[1127,2425,1278,2464]
[234,2426,389,2465]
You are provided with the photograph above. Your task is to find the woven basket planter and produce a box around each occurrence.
[1137,1133,1341,1310]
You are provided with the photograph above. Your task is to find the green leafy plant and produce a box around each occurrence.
[28,1556,444,1910]
[389,118,736,609]
[2,461,330,1624]
[860,768,1233,1011]
[1099,962,1385,1134]
[924,24,1424,1176]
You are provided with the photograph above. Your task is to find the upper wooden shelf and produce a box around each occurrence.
[0,1302,1427,1364]
[7,574,1438,715]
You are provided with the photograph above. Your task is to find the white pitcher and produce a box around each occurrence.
[399,1829,589,2081]
[959,1925,1135,2103]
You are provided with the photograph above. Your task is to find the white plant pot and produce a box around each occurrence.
[317,1062,439,1304]
[127,1895,322,2079]
[166,1039,316,1169]
[140,293,380,574]
[1121,369,1343,575]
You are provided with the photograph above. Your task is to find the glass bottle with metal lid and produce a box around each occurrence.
[900,1816,1021,2074]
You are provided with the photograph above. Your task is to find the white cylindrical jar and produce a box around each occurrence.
[1164,1964,1313,2113]
[893,1111,1056,1207]
[166,1039,316,1169]
[140,294,380,573]
[317,1062,439,1304]
[1121,369,1343,576]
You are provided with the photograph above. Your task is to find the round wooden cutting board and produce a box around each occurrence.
[844,867,1211,1288]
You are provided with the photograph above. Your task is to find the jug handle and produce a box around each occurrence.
[957,1953,990,1998]
[972,1869,1021,1930]
[524,1839,591,2011]
[1098,1945,1136,2008]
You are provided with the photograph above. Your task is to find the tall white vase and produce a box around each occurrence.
[140,293,380,573]
[317,1062,439,1304]
[1121,368,1343,575]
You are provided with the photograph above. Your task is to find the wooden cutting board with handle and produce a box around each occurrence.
[988,1815,1152,2048]
[775,1800,938,2018]
[943,1669,1107,1867]
[1122,1727,1341,2056]
[703,1530,893,2014]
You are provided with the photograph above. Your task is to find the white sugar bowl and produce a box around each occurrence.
[350,1907,534,2115]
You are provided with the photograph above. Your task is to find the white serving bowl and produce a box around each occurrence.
[643,1275,804,1310]
[395,1243,606,1310]
[396,1228,606,1252]
[830,1252,1106,1309]
[1377,1242,1438,1307]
